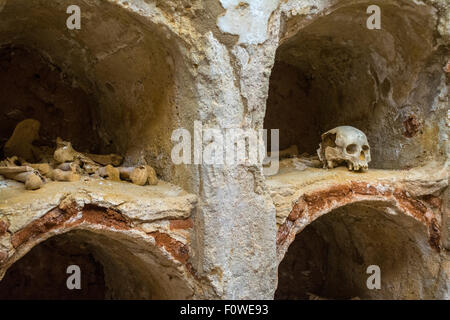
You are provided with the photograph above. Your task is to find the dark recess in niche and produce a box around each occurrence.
[0,234,106,300]
[0,44,113,159]
[276,204,433,300]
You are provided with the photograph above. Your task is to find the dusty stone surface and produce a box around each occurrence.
[0,0,448,300]
[268,160,448,228]
[0,178,197,232]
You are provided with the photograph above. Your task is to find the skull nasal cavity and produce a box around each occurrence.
[360,151,365,161]
[346,144,357,154]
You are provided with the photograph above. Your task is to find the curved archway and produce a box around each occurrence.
[276,202,447,299]
[275,178,443,258]
[0,205,197,299]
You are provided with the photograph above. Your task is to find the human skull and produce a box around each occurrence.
[317,126,371,171]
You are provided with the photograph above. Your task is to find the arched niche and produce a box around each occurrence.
[0,221,196,299]
[276,203,447,299]
[0,0,197,186]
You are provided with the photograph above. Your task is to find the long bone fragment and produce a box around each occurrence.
[86,153,123,166]
[48,169,81,182]
[0,166,44,190]
[98,165,121,182]
[119,166,148,186]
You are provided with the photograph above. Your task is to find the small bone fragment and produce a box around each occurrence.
[49,169,80,182]
[119,166,148,186]
[296,153,322,168]
[82,163,99,175]
[144,165,158,185]
[98,165,121,181]
[57,163,72,171]
[0,166,44,190]
[54,138,77,163]
[4,119,41,162]
[86,153,123,166]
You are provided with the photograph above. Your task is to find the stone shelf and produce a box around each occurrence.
[266,158,448,261]
[0,177,197,233]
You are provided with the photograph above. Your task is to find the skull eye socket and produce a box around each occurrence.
[346,144,357,154]
[362,145,369,151]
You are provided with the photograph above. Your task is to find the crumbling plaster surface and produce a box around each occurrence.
[0,179,197,231]
[0,0,448,300]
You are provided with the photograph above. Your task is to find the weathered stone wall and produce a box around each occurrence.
[0,0,448,299]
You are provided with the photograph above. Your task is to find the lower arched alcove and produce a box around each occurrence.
[0,228,195,300]
[0,0,198,189]
[275,204,446,300]
[0,231,106,299]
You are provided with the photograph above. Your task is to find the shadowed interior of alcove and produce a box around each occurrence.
[0,229,193,299]
[0,232,106,299]
[0,45,106,159]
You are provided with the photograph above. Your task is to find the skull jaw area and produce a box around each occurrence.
[321,146,370,172]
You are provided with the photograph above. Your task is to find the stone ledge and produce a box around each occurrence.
[0,178,197,233]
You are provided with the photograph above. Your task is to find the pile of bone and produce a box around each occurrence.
[0,119,157,190]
